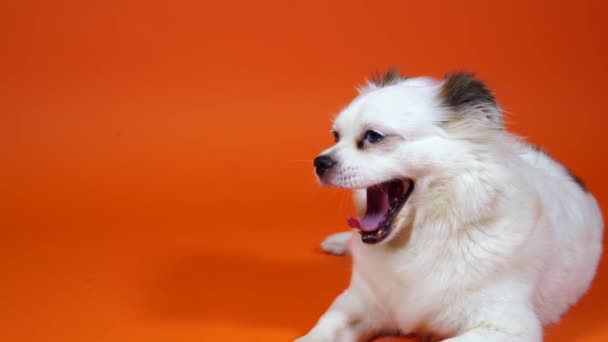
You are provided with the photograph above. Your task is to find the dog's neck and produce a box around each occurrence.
[412,136,516,234]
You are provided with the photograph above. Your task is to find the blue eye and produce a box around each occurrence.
[364,130,384,143]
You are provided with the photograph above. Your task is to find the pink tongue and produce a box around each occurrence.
[346,186,390,232]
[347,214,386,232]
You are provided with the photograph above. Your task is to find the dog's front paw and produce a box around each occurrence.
[293,334,331,342]
[293,328,338,342]
[320,231,352,256]
[293,334,321,342]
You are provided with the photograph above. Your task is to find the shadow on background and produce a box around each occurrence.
[138,250,352,332]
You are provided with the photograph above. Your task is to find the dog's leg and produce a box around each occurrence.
[321,231,352,255]
[441,302,542,342]
[294,287,375,342]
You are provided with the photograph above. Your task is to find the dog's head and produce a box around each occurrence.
[314,69,501,244]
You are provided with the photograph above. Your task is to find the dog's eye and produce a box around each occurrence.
[364,130,384,144]
[332,130,340,143]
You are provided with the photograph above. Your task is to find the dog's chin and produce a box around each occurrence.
[346,179,415,244]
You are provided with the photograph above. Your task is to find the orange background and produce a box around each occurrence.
[2,0,608,341]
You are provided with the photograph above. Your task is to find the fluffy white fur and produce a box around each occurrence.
[296,72,603,341]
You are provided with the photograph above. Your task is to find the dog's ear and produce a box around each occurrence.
[439,72,502,130]
[370,68,405,87]
[358,68,407,93]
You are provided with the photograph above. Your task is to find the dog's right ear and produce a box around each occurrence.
[439,72,503,131]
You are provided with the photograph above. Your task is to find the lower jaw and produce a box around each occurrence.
[360,226,391,244]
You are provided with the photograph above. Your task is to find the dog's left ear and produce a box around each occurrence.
[439,72,502,130]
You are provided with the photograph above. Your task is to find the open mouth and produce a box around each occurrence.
[347,179,415,244]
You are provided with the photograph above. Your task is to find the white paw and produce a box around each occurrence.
[320,232,352,256]
[293,335,329,342]
[293,332,331,342]
[293,336,315,342]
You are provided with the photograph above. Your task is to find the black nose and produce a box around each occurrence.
[314,155,336,177]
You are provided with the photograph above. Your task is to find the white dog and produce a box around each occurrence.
[296,70,603,342]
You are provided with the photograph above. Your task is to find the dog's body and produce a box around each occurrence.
[297,71,603,341]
